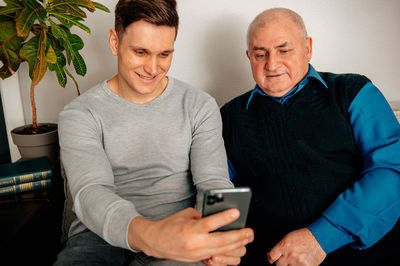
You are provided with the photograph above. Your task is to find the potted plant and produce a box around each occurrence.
[0,0,109,166]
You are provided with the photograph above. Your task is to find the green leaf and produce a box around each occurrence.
[49,23,74,64]
[19,30,48,85]
[62,30,86,76]
[0,21,24,78]
[51,12,90,33]
[49,24,86,76]
[46,44,57,64]
[47,27,64,52]
[50,0,95,12]
[0,1,23,17]
[16,0,47,37]
[72,50,86,76]
[69,33,84,51]
[4,0,23,5]
[33,30,48,85]
[92,2,110,13]
[58,4,87,18]
[64,66,80,95]
[49,18,67,38]
[47,48,67,87]
[48,3,87,19]
[21,0,44,10]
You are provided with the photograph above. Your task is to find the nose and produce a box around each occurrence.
[144,56,158,76]
[265,53,279,72]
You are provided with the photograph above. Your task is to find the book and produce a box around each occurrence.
[0,179,52,197]
[0,157,53,188]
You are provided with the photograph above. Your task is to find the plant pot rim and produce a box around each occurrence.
[11,123,59,147]
[11,123,58,135]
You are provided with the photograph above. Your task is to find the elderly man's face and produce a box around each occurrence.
[247,17,312,97]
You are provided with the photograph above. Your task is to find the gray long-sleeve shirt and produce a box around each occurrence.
[58,77,233,250]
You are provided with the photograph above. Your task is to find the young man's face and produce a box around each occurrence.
[247,17,312,97]
[109,20,175,103]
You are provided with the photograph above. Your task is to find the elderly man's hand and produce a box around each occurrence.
[267,228,326,266]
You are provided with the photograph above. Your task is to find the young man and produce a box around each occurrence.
[221,8,400,266]
[55,1,253,265]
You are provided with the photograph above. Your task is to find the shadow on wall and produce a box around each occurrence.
[200,17,254,107]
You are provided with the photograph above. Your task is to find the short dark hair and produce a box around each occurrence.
[115,0,179,39]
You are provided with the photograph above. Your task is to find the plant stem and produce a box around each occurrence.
[30,82,38,131]
[65,67,80,96]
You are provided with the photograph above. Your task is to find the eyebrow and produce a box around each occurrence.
[252,42,289,51]
[130,46,175,54]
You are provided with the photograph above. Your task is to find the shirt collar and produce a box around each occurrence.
[246,64,328,110]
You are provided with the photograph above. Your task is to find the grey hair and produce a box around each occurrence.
[246,8,308,47]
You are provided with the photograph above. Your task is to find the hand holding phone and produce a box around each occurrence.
[202,187,252,231]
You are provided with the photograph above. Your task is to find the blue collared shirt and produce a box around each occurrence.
[229,64,400,254]
[246,64,327,109]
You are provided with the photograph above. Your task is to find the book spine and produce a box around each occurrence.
[0,179,52,197]
[0,170,52,188]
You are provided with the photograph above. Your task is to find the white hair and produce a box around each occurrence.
[247,8,308,47]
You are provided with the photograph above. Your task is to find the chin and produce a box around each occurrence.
[137,86,157,95]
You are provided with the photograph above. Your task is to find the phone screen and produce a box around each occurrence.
[202,187,252,231]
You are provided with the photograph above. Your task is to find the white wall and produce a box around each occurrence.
[1,0,400,160]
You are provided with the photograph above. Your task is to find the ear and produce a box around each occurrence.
[109,29,119,56]
[246,50,250,60]
[305,36,313,62]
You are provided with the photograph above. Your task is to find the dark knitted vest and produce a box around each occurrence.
[221,72,400,265]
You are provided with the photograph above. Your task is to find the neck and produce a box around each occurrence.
[107,75,168,104]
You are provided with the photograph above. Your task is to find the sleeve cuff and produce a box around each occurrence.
[104,201,141,250]
[125,216,140,253]
[308,216,356,254]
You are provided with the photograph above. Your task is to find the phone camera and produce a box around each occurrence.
[216,193,224,202]
[207,193,224,205]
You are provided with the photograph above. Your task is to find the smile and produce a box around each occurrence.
[136,73,157,80]
[266,73,283,78]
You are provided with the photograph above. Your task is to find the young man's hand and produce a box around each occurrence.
[128,207,254,264]
[202,245,247,266]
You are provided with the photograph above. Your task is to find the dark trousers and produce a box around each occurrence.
[54,229,204,266]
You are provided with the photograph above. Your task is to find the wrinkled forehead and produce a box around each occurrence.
[247,11,307,47]
[248,18,305,48]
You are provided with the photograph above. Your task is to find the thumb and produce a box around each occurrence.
[267,243,282,264]
[200,208,240,232]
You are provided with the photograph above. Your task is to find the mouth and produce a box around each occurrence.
[136,73,158,81]
[266,73,283,78]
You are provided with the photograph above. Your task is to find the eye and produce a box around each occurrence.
[280,49,291,55]
[253,52,265,59]
[135,50,145,56]
[160,52,170,58]
[254,53,265,61]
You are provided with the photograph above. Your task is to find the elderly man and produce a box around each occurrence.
[221,7,400,266]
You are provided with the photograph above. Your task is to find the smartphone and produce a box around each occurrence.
[202,187,252,231]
